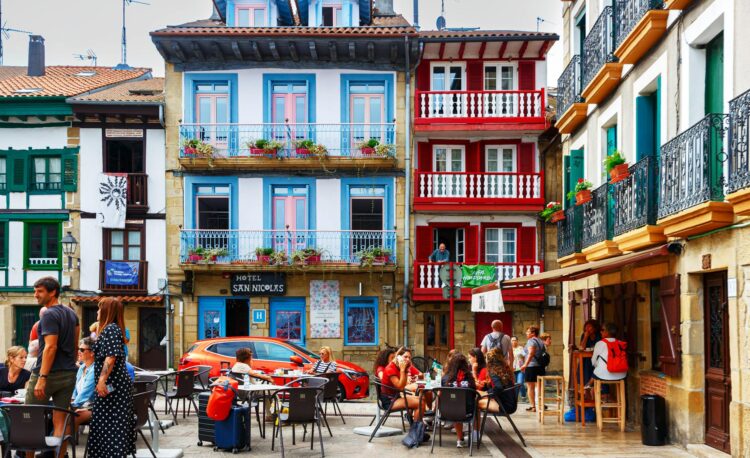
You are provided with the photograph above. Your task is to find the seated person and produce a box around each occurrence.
[468,348,490,392]
[126,361,136,381]
[588,322,628,400]
[478,348,517,423]
[72,338,96,431]
[381,349,427,421]
[578,319,602,386]
[0,346,31,395]
[440,353,476,449]
[24,340,39,372]
[373,348,396,381]
[231,347,274,383]
[307,346,338,374]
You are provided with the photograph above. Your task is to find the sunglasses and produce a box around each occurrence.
[78,348,90,352]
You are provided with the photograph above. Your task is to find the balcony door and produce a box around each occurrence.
[106,227,144,261]
[272,82,308,143]
[195,82,230,148]
[484,64,517,116]
[433,146,465,197]
[433,227,464,263]
[484,227,516,266]
[272,186,308,255]
[431,63,465,116]
[195,189,230,251]
[350,82,386,148]
[704,271,731,454]
[486,145,517,197]
[105,139,146,208]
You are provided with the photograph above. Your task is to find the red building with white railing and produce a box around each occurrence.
[410,29,558,361]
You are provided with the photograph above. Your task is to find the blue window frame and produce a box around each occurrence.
[270,297,306,345]
[263,177,316,231]
[185,176,239,230]
[340,74,394,124]
[263,74,316,124]
[344,297,378,346]
[184,73,238,124]
[198,297,226,339]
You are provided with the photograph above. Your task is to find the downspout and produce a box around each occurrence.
[402,35,412,347]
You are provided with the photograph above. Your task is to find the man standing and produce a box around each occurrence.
[26,277,80,458]
[429,243,450,262]
[480,319,512,362]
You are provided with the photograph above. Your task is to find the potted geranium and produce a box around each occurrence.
[246,139,285,156]
[181,139,214,158]
[604,150,630,183]
[567,178,594,206]
[294,139,314,157]
[187,247,205,263]
[358,247,392,266]
[540,201,565,223]
[310,143,328,160]
[292,248,322,265]
[255,247,274,264]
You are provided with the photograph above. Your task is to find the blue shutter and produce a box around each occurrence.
[606,125,617,156]
[316,0,323,26]
[636,95,656,160]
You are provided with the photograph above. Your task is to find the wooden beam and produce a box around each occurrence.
[477,42,487,59]
[438,42,445,59]
[153,41,170,60]
[191,41,205,60]
[329,42,338,62]
[231,41,243,60]
[250,41,263,60]
[367,42,375,62]
[538,40,552,58]
[289,42,299,61]
[498,42,508,59]
[211,42,224,61]
[457,42,465,60]
[269,41,280,60]
[349,42,356,60]
[518,41,529,59]
[309,41,318,60]
[170,42,186,61]
[390,43,398,63]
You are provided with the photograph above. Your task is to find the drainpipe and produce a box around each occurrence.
[402,35,412,348]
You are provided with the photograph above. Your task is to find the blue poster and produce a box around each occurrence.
[105,261,139,286]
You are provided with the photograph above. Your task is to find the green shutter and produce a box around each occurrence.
[636,95,656,160]
[563,155,571,209]
[8,153,27,192]
[569,149,585,207]
[606,125,618,156]
[62,153,78,192]
[655,76,661,157]
[705,32,724,115]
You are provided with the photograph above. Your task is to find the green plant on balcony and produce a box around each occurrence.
[255,247,275,264]
[356,138,393,157]
[567,178,594,206]
[270,250,289,265]
[187,246,206,263]
[539,201,565,223]
[292,248,322,265]
[202,247,229,263]
[604,150,630,183]
[246,139,285,156]
[181,139,215,158]
[357,247,392,267]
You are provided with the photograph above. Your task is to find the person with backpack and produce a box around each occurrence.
[480,320,512,364]
[519,326,547,412]
[588,322,628,401]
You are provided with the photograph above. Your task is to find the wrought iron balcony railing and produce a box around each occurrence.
[726,89,750,194]
[658,113,728,219]
[557,55,583,116]
[614,0,664,50]
[179,123,396,159]
[557,205,582,258]
[180,229,397,265]
[612,155,659,236]
[582,6,617,90]
[582,183,612,249]
[414,89,545,121]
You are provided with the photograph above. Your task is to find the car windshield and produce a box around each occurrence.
[285,341,320,359]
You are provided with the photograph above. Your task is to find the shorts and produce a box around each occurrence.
[26,371,77,409]
[524,366,546,383]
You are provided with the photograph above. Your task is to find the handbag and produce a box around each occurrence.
[401,420,427,448]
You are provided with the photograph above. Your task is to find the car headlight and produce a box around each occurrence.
[341,370,367,381]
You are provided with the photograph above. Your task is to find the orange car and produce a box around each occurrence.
[178,336,370,401]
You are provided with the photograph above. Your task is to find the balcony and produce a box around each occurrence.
[178,123,397,170]
[179,229,398,271]
[611,156,666,251]
[99,260,148,294]
[581,183,621,261]
[126,173,148,212]
[580,6,623,105]
[412,261,544,302]
[413,171,544,211]
[413,89,547,132]
[658,113,734,237]
[614,0,669,65]
[555,56,588,134]
[557,206,586,267]
[726,89,750,215]
[664,0,691,8]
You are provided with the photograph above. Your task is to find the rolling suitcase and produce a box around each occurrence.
[214,405,251,453]
[197,391,215,446]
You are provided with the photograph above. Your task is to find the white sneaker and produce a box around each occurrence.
[457,439,466,448]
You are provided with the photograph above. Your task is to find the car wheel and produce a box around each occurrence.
[336,381,346,402]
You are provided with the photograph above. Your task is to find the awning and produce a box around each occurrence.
[472,244,675,295]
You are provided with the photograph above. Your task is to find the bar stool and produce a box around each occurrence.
[536,375,564,424]
[593,379,625,431]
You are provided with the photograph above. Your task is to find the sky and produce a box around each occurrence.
[0,0,563,85]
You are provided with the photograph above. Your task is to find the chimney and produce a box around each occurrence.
[413,0,419,27]
[27,35,45,77]
[374,0,394,15]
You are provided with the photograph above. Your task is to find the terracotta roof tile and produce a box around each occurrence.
[419,30,558,40]
[150,25,416,37]
[0,66,150,98]
[70,78,165,104]
[372,14,411,27]
[71,295,164,303]
[0,66,27,80]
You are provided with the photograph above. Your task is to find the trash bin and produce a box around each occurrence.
[641,394,667,446]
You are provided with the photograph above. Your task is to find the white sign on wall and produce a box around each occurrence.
[471,288,505,313]
[105,128,143,138]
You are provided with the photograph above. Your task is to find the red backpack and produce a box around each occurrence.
[206,376,239,421]
[605,339,629,373]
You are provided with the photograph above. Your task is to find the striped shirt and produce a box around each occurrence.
[311,360,337,373]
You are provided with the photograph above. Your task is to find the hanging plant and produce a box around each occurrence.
[604,150,630,183]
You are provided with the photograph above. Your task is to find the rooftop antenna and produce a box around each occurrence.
[115,0,149,70]
[436,0,446,31]
[0,0,32,65]
[73,49,98,67]
[536,17,545,32]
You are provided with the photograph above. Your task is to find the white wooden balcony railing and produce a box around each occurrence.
[414,172,543,201]
[415,89,545,121]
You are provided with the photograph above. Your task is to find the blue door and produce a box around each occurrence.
[198,297,226,339]
[270,297,306,345]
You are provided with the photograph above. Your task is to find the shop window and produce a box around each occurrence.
[344,298,378,345]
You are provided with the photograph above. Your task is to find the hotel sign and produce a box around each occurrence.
[231,273,286,296]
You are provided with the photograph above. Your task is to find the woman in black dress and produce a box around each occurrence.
[87,297,135,457]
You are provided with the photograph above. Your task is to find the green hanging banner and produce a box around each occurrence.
[461,265,497,288]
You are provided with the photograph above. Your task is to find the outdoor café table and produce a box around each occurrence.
[138,369,176,414]
[270,373,306,386]
[572,350,595,425]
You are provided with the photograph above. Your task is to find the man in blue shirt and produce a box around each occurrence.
[429,243,450,262]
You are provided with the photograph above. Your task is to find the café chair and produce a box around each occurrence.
[429,387,480,456]
[271,386,326,458]
[165,370,198,424]
[319,373,346,425]
[368,380,410,442]
[477,384,527,448]
[1,404,77,458]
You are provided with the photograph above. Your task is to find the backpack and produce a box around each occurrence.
[206,376,239,421]
[486,332,506,352]
[533,337,550,368]
[401,420,427,448]
[604,339,629,373]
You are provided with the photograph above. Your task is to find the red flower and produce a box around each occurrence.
[577,178,584,183]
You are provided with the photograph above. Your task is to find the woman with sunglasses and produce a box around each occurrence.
[71,337,96,432]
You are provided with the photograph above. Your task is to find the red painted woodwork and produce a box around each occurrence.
[465,225,479,263]
[415,226,433,261]
[518,226,537,262]
[518,61,536,90]
[474,312,513,347]
[417,142,432,172]
[519,143,534,173]
[467,61,483,91]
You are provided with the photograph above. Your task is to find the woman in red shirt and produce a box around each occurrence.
[469,347,490,392]
[373,347,396,381]
[380,349,426,420]
[440,353,476,448]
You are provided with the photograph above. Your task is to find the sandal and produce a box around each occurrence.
[526,406,536,412]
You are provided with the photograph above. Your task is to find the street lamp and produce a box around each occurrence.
[61,231,78,271]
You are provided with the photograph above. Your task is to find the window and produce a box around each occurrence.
[105,140,144,173]
[433,146,466,197]
[485,228,516,263]
[431,64,464,91]
[322,5,342,26]
[486,146,516,172]
[236,4,266,26]
[32,157,62,191]
[108,228,143,261]
[350,187,385,254]
[349,82,386,145]
[345,298,378,345]
[253,341,296,362]
[0,223,6,266]
[433,146,465,172]
[208,341,252,358]
[484,64,515,90]
[26,223,59,269]
[195,82,230,146]
[0,158,6,191]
